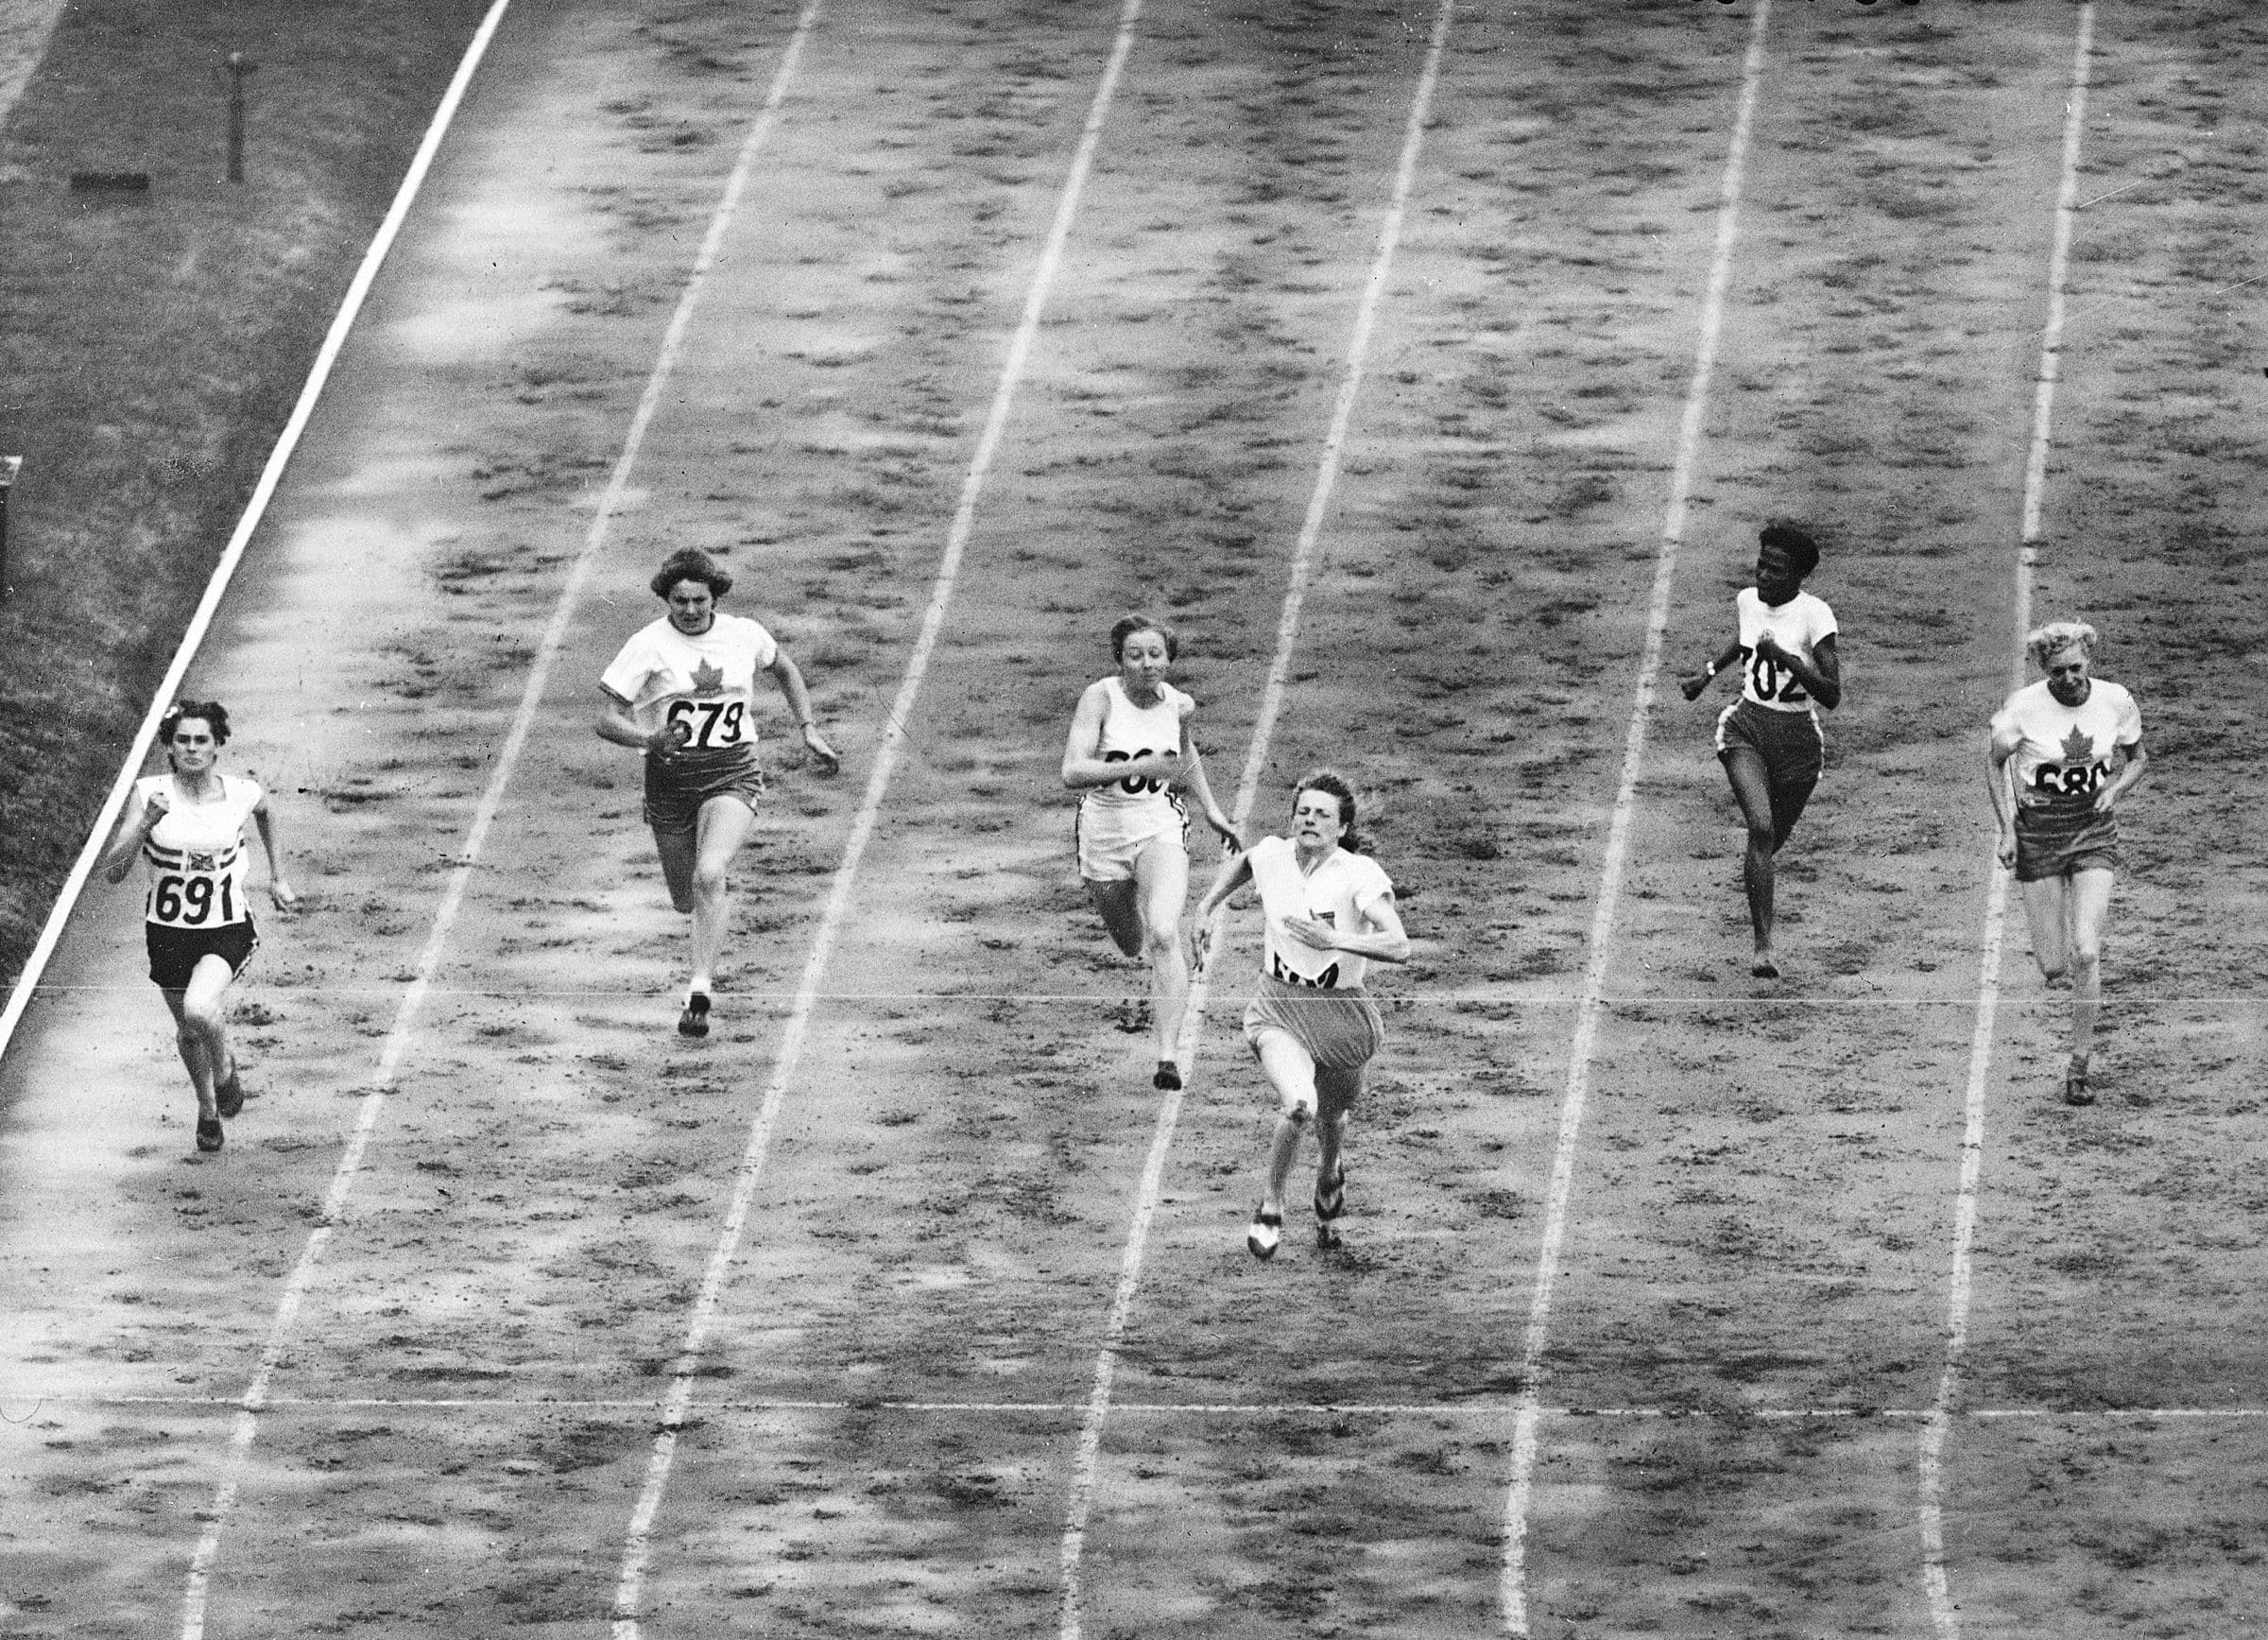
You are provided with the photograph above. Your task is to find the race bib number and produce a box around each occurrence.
[1103,745,1175,796]
[1744,647,1809,705]
[150,872,239,928]
[1268,909,1338,987]
[1269,952,1342,989]
[2032,759,2106,798]
[665,696,748,750]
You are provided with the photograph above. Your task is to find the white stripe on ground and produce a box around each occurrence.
[605,5,1150,1632]
[172,7,821,1636]
[1497,4,1774,1633]
[1052,3,1460,1635]
[1918,9,2095,1638]
[0,0,517,1066]
[30,1390,2268,1419]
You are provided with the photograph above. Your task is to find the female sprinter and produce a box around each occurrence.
[1987,619,2148,1106]
[98,700,298,1152]
[1194,770,1409,1260]
[1061,613,1237,1089]
[1679,522,1843,978]
[597,547,838,1037]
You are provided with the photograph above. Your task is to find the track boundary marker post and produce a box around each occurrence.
[605,4,1151,1631]
[1918,8,2096,1637]
[1497,3,1774,1632]
[170,5,824,1634]
[1052,2,1459,1635]
[0,0,515,1063]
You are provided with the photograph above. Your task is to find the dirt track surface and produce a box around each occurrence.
[2,2,2266,1637]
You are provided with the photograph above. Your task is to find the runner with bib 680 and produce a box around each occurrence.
[1061,613,1237,1090]
[1987,618,2148,1107]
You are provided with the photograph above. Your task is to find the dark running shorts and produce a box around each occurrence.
[146,919,259,992]
[1715,698,1825,790]
[2014,799,2121,883]
[644,749,767,836]
[1242,976,1385,1075]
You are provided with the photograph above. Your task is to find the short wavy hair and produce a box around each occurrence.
[650,547,732,601]
[2026,618,2097,669]
[1110,612,1177,663]
[1291,768,1367,855]
[159,699,232,747]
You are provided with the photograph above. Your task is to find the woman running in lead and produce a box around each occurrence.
[1679,522,1842,979]
[1194,770,1409,1261]
[1061,613,1238,1090]
[1987,619,2148,1107]
[597,547,839,1038]
[97,701,298,1153]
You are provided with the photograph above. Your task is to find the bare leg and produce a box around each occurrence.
[2065,868,2115,1071]
[687,796,759,996]
[654,825,697,915]
[1721,749,1786,974]
[1130,836,1193,1072]
[1255,1029,1320,1219]
[1084,877,1143,958]
[161,955,237,1122]
[2018,875,2071,981]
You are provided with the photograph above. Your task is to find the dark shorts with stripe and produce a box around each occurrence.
[1716,699,1824,790]
[1242,976,1385,1078]
[644,749,766,836]
[2014,799,2120,883]
[146,919,259,991]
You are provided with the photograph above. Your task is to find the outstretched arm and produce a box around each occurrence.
[1174,710,1239,847]
[1283,892,1410,965]
[595,688,667,754]
[1756,630,1841,710]
[1986,726,2021,872]
[250,797,299,913]
[98,788,160,885]
[2095,737,2147,815]
[1679,642,1746,702]
[1060,682,1180,791]
[768,649,840,773]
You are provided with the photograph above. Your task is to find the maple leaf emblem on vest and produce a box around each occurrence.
[2058,724,2094,767]
[689,659,725,698]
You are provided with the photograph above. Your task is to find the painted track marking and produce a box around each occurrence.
[172,6,824,1635]
[0,4,516,1062]
[1497,3,1774,1632]
[605,3,1151,1631]
[1917,7,2096,1637]
[1052,2,1460,1635]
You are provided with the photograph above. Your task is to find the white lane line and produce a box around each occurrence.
[171,8,823,1638]
[1052,3,1460,1636]
[604,5,1150,1632]
[0,4,518,1064]
[1918,9,2095,1638]
[1498,4,1774,1633]
[37,1390,2268,1419]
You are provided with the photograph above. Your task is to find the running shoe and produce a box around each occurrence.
[1314,1165,1347,1223]
[195,1117,224,1153]
[1246,1205,1281,1262]
[678,993,712,1038]
[216,1068,245,1118]
[1153,1060,1181,1091]
[2063,1057,2093,1106]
